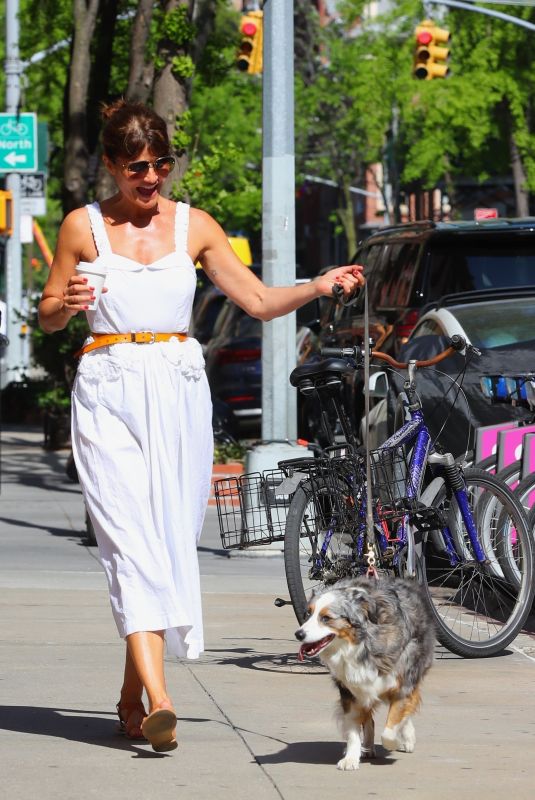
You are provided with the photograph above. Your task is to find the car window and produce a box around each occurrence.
[375,243,420,308]
[412,319,444,338]
[193,294,226,342]
[426,237,535,300]
[450,298,535,348]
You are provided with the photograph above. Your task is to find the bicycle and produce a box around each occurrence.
[282,336,535,658]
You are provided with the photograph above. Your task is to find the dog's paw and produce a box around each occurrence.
[337,755,361,770]
[381,729,400,752]
[398,719,416,753]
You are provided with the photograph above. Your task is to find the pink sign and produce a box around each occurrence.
[496,425,535,471]
[475,208,498,220]
[475,422,518,465]
[521,433,535,512]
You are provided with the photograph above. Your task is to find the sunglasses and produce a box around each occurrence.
[121,155,176,176]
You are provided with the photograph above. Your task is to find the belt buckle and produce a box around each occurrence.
[133,330,156,344]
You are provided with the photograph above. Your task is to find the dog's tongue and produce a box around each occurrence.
[298,635,334,661]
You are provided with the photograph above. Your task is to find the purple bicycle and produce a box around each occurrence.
[283,337,535,658]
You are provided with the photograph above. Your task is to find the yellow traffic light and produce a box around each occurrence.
[0,189,13,235]
[413,20,451,80]
[236,11,263,74]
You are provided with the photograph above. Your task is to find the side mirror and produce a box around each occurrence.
[368,371,389,398]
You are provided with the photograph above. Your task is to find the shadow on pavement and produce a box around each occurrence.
[256,740,396,766]
[0,705,172,758]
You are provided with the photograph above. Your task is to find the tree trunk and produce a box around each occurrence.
[126,0,155,103]
[336,179,357,259]
[63,0,100,214]
[90,0,119,203]
[510,131,529,217]
[153,0,194,195]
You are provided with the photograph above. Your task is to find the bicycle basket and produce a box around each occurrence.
[369,445,418,520]
[214,469,297,549]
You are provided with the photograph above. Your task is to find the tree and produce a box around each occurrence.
[295,7,400,256]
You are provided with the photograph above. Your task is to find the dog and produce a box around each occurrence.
[295,576,435,770]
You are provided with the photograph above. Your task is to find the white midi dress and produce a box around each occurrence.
[72,201,213,659]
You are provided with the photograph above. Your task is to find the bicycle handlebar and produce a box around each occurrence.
[321,335,478,369]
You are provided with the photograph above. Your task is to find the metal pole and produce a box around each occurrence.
[4,0,24,385]
[261,0,296,441]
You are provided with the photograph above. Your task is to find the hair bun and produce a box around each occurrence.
[100,98,127,121]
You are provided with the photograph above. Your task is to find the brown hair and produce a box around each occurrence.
[100,99,171,162]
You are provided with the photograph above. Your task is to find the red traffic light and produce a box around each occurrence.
[241,21,257,36]
[417,30,432,45]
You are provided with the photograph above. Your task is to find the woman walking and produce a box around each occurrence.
[38,99,364,752]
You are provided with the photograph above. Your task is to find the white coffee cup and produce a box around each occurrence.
[75,261,107,311]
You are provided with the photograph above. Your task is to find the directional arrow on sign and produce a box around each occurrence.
[5,151,27,167]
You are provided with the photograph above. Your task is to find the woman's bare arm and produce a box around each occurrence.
[38,209,98,333]
[191,209,364,321]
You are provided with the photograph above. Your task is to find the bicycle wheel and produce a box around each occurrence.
[513,471,535,517]
[418,467,535,658]
[284,478,364,624]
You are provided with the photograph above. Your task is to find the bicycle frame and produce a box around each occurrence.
[309,362,487,581]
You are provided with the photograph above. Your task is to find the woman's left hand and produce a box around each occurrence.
[314,264,365,300]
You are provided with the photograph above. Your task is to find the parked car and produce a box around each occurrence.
[367,288,535,456]
[203,288,321,437]
[299,218,535,444]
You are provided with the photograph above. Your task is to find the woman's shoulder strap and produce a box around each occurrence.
[86,201,112,256]
[174,201,190,253]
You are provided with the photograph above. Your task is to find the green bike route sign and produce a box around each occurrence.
[0,112,38,172]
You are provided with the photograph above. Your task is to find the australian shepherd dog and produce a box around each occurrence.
[295,576,435,770]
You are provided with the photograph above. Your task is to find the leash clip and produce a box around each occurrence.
[366,543,378,579]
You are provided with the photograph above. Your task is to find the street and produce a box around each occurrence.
[1,425,534,800]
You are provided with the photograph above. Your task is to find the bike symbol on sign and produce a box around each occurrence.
[0,118,29,137]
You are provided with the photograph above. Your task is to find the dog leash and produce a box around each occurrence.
[362,286,378,579]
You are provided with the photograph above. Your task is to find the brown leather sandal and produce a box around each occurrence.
[141,700,177,752]
[116,699,148,740]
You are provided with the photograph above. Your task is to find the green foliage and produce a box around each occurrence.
[30,309,89,392]
[213,440,246,464]
[173,71,262,231]
[160,4,196,47]
[36,385,71,412]
[171,55,195,79]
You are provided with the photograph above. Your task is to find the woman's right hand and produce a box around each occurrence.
[62,274,107,314]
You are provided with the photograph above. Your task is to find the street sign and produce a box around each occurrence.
[475,208,498,220]
[19,171,46,215]
[0,113,38,173]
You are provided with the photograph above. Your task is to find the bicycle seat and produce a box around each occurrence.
[289,358,353,392]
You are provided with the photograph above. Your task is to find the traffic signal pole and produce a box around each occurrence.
[261,0,297,441]
[3,0,24,386]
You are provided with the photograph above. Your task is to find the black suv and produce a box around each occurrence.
[300,218,535,441]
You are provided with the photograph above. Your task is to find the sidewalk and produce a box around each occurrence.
[1,425,534,800]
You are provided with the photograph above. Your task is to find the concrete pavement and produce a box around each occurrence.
[1,424,535,800]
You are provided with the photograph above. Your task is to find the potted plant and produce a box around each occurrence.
[38,385,72,450]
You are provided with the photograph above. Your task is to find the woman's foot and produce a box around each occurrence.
[141,698,177,753]
[116,698,147,740]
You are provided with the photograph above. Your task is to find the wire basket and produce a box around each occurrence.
[215,469,297,549]
[369,445,418,520]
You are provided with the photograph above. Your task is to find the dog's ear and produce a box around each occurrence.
[346,587,378,624]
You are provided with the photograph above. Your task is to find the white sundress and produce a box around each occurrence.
[72,201,213,659]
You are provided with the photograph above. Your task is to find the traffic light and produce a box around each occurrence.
[236,10,263,74]
[413,20,451,80]
[0,190,13,235]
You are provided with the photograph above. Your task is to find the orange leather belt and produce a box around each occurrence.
[75,331,188,358]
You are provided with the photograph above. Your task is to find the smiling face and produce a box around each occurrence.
[104,146,174,211]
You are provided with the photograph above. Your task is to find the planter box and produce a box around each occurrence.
[208,461,244,507]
